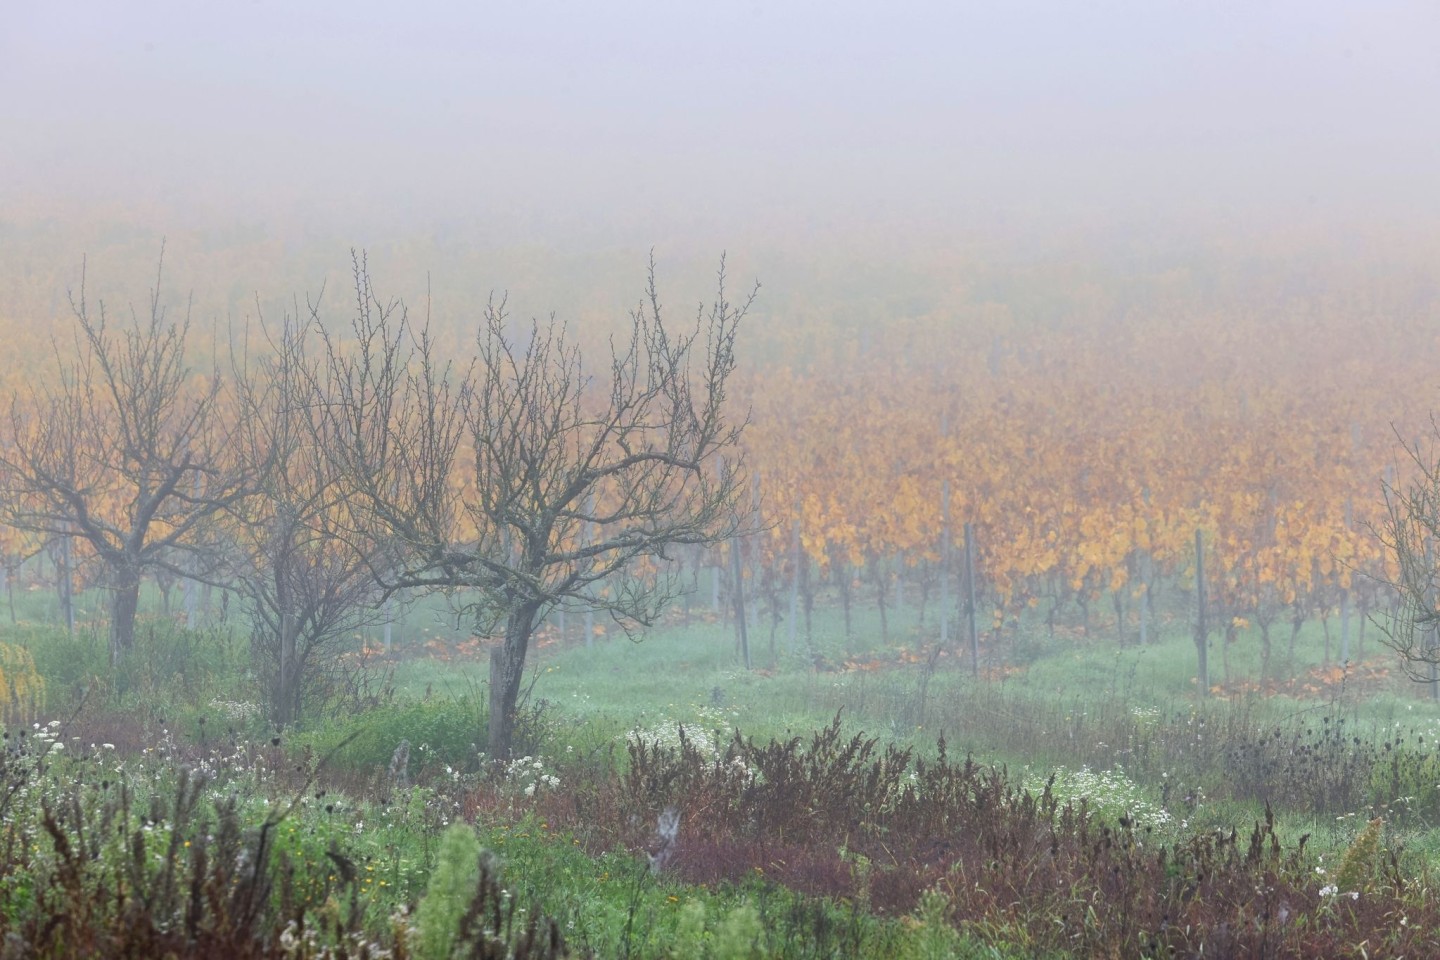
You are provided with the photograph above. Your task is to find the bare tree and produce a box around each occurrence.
[1375,429,1440,691]
[228,304,388,727]
[320,254,754,760]
[0,256,250,664]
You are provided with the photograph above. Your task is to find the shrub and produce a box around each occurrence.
[413,823,483,960]
[0,641,43,725]
[307,696,486,775]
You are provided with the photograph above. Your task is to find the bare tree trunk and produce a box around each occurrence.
[58,538,75,636]
[110,562,141,666]
[278,609,298,728]
[157,571,173,617]
[487,601,541,761]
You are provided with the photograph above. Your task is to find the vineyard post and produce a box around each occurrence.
[184,473,201,629]
[316,255,753,760]
[1427,538,1438,701]
[1341,497,1353,664]
[278,608,297,727]
[939,479,952,647]
[750,471,762,633]
[1138,552,1150,646]
[720,456,751,669]
[895,552,905,623]
[383,595,395,653]
[58,535,75,636]
[786,500,800,654]
[711,556,722,616]
[1195,528,1209,695]
[964,521,978,677]
[583,493,596,648]
[731,535,750,669]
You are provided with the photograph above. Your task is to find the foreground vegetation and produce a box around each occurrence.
[0,582,1437,958]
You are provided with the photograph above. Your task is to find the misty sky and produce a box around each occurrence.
[4,1,1439,249]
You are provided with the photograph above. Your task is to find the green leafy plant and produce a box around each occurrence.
[413,823,483,960]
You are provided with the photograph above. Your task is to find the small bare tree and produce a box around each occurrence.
[1375,429,1440,691]
[228,305,389,727]
[0,256,250,664]
[320,254,754,760]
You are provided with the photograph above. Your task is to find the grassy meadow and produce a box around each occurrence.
[1,571,1439,958]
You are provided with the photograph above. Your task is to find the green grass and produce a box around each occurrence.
[4,571,1440,956]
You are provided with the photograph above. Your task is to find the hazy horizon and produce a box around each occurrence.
[5,1,1438,256]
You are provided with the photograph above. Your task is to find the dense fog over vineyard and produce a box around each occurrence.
[6,2,1440,238]
[3,3,1440,958]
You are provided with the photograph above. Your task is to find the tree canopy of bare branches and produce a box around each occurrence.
[0,255,251,664]
[228,303,388,727]
[319,254,755,759]
[1376,428,1440,690]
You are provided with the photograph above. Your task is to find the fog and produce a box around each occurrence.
[6,1,1438,257]
[8,12,1440,952]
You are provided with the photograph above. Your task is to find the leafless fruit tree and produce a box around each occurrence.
[0,256,251,664]
[228,304,389,727]
[1375,428,1440,691]
[318,254,754,760]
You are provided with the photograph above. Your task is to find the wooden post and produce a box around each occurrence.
[750,472,763,633]
[279,608,297,727]
[964,521,979,677]
[787,503,800,654]
[939,480,952,647]
[1195,529,1209,696]
[1426,538,1438,701]
[731,534,750,669]
[185,472,201,629]
[383,594,395,654]
[895,556,905,622]
[1340,497,1353,664]
[584,494,596,648]
[1138,551,1151,646]
[59,535,74,636]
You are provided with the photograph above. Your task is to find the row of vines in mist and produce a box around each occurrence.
[4,213,1440,685]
